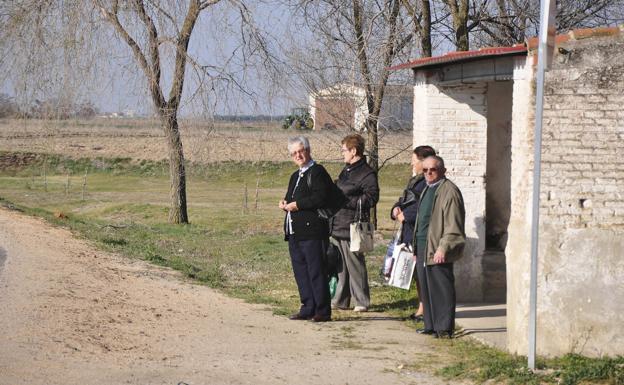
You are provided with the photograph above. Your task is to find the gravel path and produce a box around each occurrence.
[0,207,462,385]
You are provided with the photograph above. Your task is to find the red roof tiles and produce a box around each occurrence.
[388,45,527,71]
[390,25,623,71]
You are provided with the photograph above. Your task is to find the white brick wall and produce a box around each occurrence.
[507,35,624,357]
[506,56,536,356]
[413,75,488,301]
[541,62,624,229]
[411,34,624,357]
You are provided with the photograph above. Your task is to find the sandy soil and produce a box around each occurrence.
[0,207,462,385]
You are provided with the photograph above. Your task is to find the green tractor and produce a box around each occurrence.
[282,107,314,130]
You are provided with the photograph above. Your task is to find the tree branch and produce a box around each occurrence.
[379,143,412,171]
[132,0,165,107]
[168,0,203,109]
[199,0,221,11]
[352,0,373,106]
[95,0,164,107]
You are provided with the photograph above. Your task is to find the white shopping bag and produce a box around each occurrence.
[349,221,374,253]
[349,199,374,253]
[387,244,415,290]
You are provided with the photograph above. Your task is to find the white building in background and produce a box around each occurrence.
[308,83,412,131]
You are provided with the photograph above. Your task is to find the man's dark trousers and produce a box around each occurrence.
[416,246,456,334]
[288,238,331,318]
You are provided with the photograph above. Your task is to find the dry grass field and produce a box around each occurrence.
[0,118,414,165]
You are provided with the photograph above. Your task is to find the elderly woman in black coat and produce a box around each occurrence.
[330,134,379,312]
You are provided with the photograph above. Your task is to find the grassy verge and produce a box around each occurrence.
[0,151,410,315]
[436,338,624,385]
[1,151,621,385]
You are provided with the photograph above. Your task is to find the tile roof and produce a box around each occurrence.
[390,25,624,71]
[388,45,527,71]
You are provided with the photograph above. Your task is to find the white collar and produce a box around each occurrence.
[299,160,315,174]
[426,178,445,188]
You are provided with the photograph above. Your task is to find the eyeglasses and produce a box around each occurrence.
[341,148,350,153]
[290,149,307,157]
[422,167,439,173]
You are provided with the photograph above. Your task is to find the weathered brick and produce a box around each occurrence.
[583,110,605,119]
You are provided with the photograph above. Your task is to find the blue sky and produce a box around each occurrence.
[1,1,424,118]
[1,2,299,117]
[94,2,297,117]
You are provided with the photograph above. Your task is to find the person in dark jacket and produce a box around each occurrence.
[330,134,379,312]
[280,136,333,322]
[391,146,437,247]
[390,145,436,321]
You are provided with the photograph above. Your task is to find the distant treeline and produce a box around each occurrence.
[0,94,288,122]
[0,93,98,120]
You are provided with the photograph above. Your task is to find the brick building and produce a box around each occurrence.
[391,26,624,357]
[309,84,412,130]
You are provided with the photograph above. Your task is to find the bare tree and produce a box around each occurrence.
[0,2,99,119]
[470,0,624,47]
[443,0,470,50]
[417,0,624,52]
[93,0,212,224]
[401,0,433,57]
[285,1,419,173]
[0,94,19,118]
[281,1,427,228]
[1,0,273,224]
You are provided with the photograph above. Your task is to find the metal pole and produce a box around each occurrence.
[529,0,555,370]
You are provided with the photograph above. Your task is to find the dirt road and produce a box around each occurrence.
[0,207,458,385]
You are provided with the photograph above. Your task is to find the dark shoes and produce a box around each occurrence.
[289,313,312,320]
[409,313,424,322]
[434,331,453,339]
[416,328,453,338]
[416,329,453,340]
[288,313,331,322]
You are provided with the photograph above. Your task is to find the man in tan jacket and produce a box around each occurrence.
[412,155,466,338]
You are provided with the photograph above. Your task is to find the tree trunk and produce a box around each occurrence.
[445,0,470,50]
[160,109,188,224]
[420,0,432,57]
[365,116,379,170]
[456,0,469,50]
[366,116,379,229]
[400,0,432,57]
[455,21,469,51]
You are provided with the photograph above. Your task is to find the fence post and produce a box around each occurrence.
[254,178,260,211]
[43,157,48,192]
[65,173,70,195]
[81,169,88,201]
[243,182,248,213]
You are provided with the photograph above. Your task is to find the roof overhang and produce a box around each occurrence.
[389,26,623,73]
[389,45,527,72]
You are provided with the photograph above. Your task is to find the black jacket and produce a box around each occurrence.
[390,174,427,246]
[330,157,380,240]
[283,163,333,241]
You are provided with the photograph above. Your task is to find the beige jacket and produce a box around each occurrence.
[413,178,466,265]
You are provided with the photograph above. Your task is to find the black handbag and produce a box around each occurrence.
[306,171,346,219]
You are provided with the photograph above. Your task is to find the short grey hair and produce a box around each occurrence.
[287,136,310,153]
[424,155,445,170]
